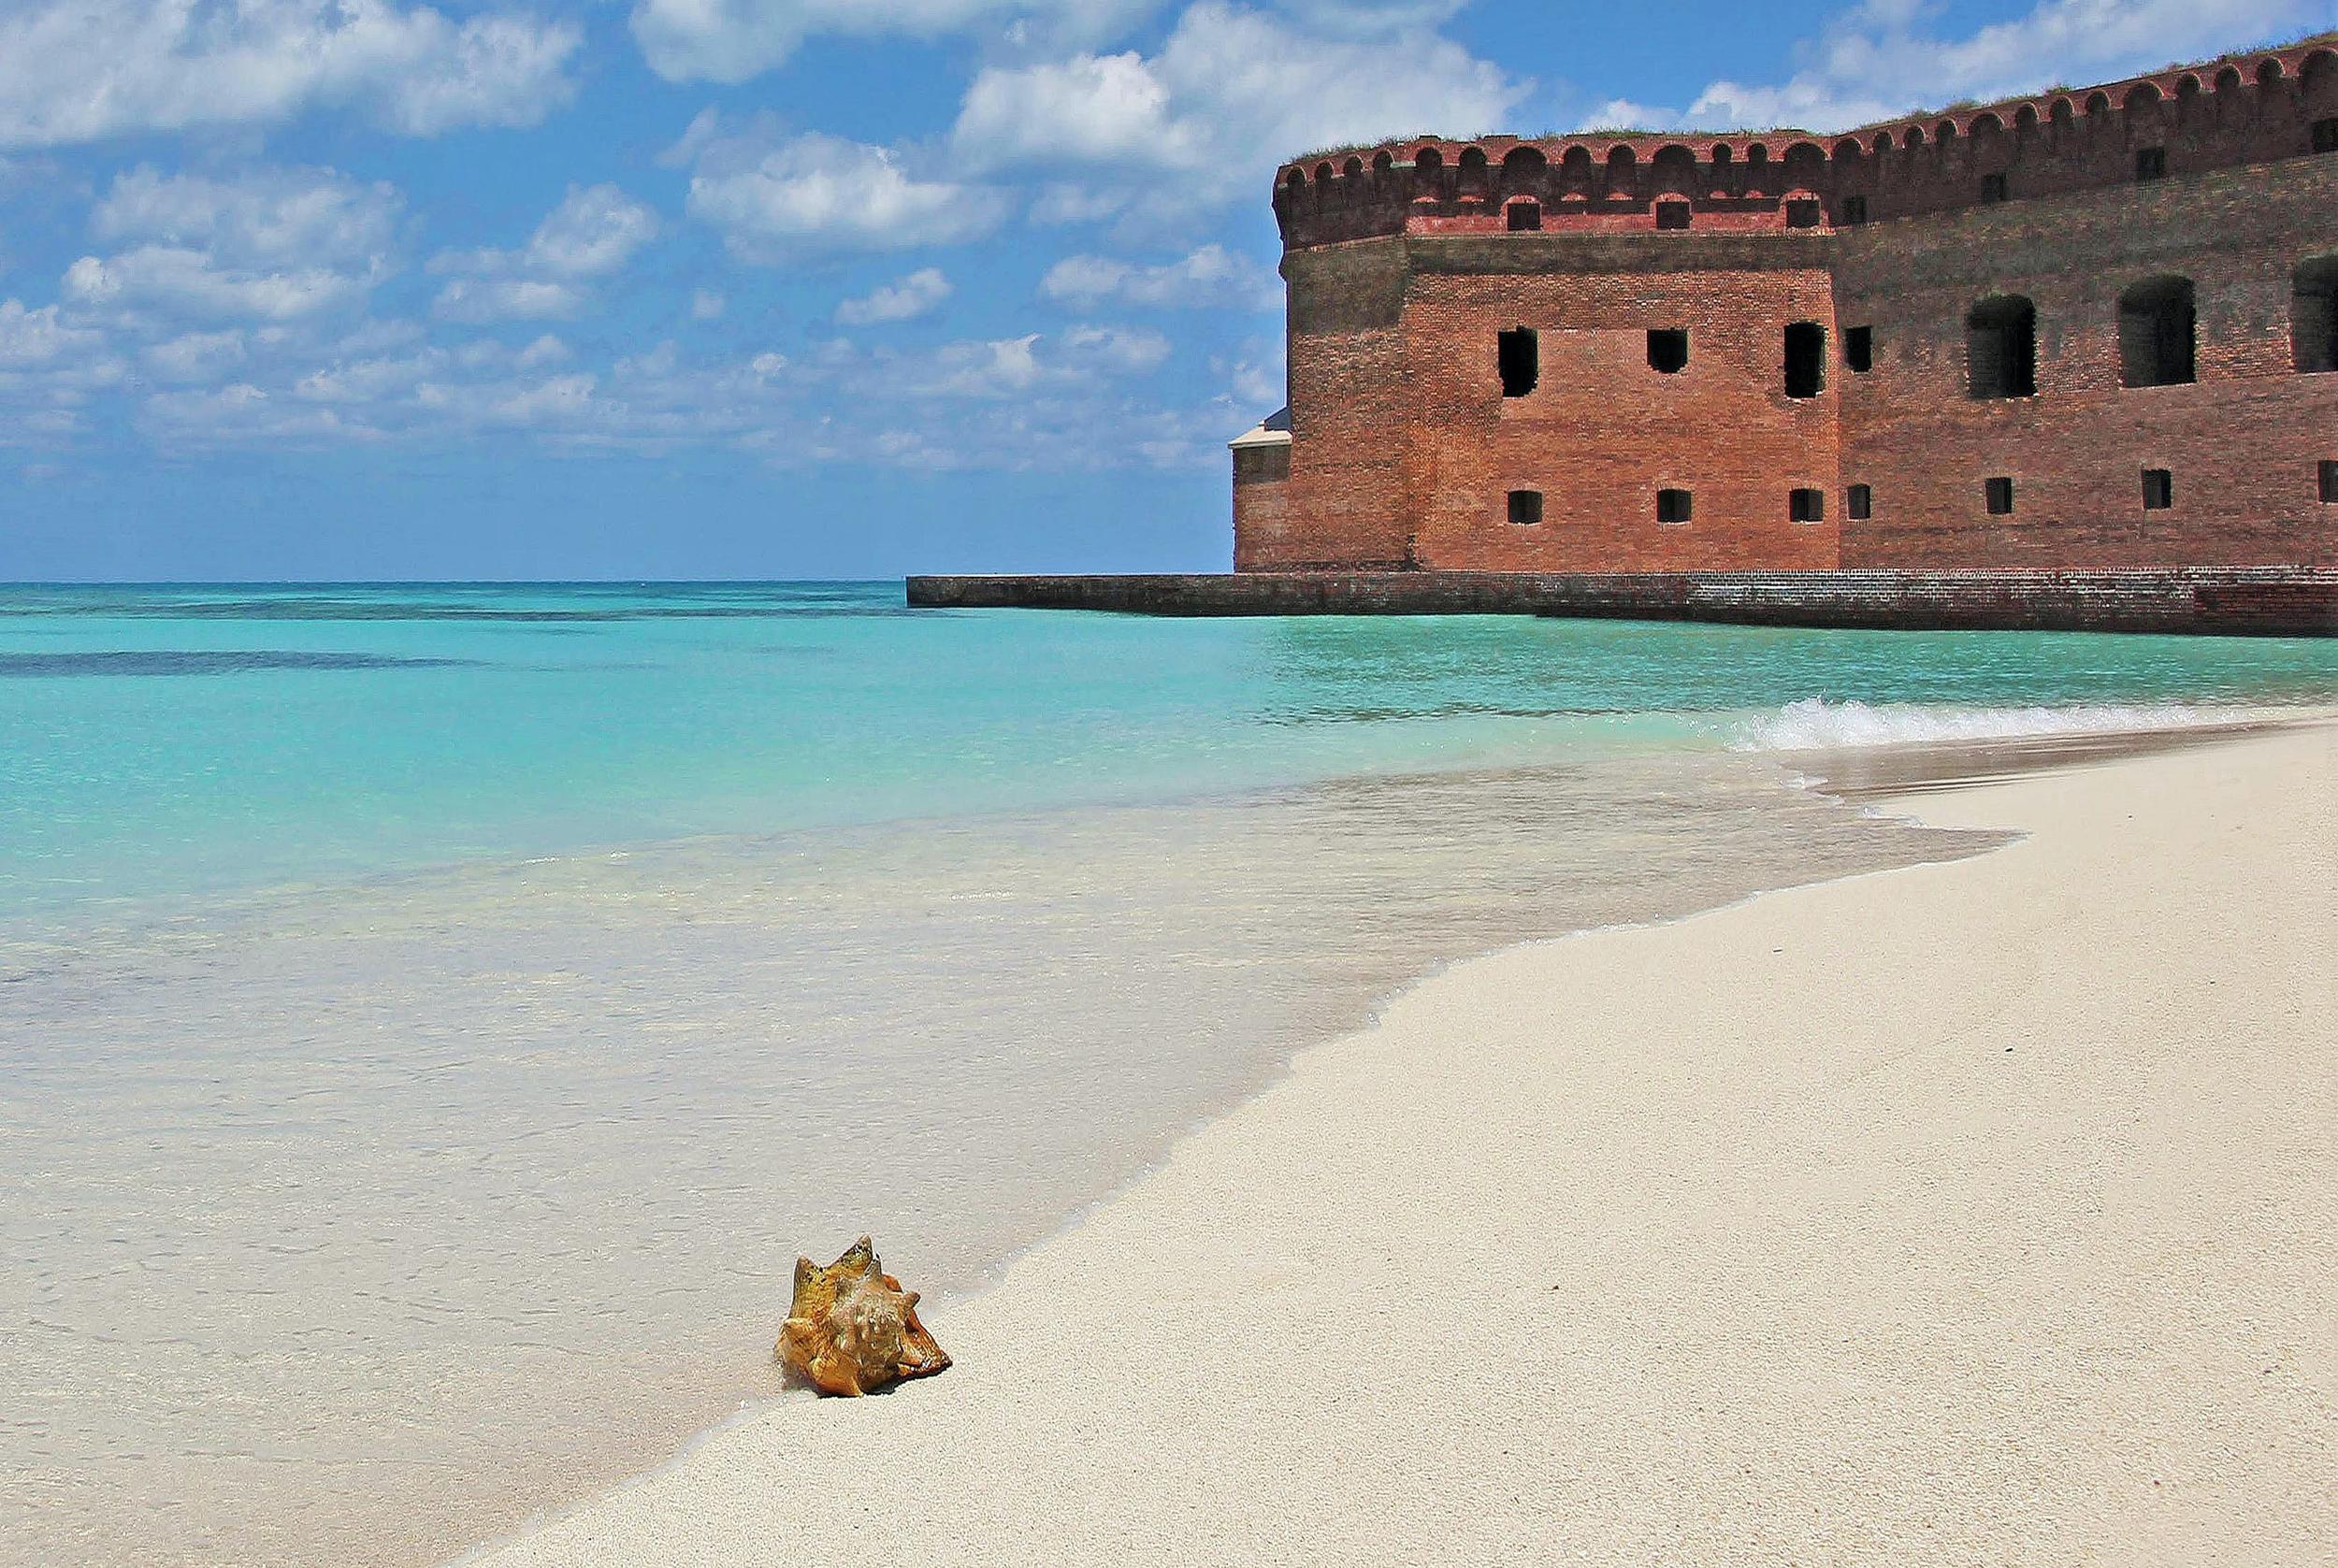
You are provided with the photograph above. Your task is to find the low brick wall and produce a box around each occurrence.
[904,568,2338,637]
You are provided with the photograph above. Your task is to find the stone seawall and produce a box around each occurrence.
[905,568,2338,636]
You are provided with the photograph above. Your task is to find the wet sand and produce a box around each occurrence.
[462,719,2337,1568]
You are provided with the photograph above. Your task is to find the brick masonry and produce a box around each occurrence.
[907,569,2338,637]
[1235,37,2338,583]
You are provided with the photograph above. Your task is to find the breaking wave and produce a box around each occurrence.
[1726,698,2255,752]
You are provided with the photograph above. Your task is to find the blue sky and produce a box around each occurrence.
[0,0,2329,580]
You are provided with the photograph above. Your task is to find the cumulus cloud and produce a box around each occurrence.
[850,323,1172,397]
[0,299,103,367]
[0,0,581,148]
[628,0,1154,85]
[65,246,382,321]
[430,276,584,322]
[951,3,1528,209]
[146,329,251,382]
[67,165,400,325]
[682,125,1008,258]
[835,267,953,324]
[1039,244,1277,309]
[429,183,659,320]
[143,381,381,444]
[1613,0,2325,133]
[94,165,402,270]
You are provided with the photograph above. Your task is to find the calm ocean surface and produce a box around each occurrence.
[5,582,2336,1568]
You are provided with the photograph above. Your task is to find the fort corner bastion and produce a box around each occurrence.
[911,38,2338,635]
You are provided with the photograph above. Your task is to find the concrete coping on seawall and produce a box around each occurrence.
[902,568,2338,638]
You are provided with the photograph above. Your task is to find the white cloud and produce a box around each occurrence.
[691,288,728,320]
[431,276,584,322]
[65,246,381,321]
[628,0,1156,85]
[822,324,1173,399]
[94,165,402,270]
[427,184,658,321]
[519,185,661,279]
[146,329,250,382]
[143,381,380,443]
[1631,0,2325,133]
[1040,244,1277,309]
[0,299,102,367]
[68,165,400,327]
[836,267,953,324]
[684,127,1008,258]
[0,0,580,148]
[951,3,1528,209]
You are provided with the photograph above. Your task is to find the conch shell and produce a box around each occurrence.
[776,1236,951,1397]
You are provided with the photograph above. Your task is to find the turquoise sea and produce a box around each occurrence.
[5,583,2336,1568]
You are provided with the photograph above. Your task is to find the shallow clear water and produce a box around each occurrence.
[3,583,2335,1568]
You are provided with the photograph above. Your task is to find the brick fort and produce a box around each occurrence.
[913,37,2338,634]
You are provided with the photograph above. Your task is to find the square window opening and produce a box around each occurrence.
[1840,194,1869,225]
[1789,487,1825,524]
[1507,200,1542,232]
[1844,325,1873,372]
[1647,328,1689,374]
[2135,147,2167,181]
[2312,118,2338,155]
[1656,488,1693,525]
[1654,200,1691,231]
[2142,468,2173,511]
[1985,476,2015,515]
[1981,172,2009,203]
[1846,483,1872,521]
[1784,198,1822,229]
[2321,461,2338,504]
[1496,326,1538,398]
[1508,489,1544,525]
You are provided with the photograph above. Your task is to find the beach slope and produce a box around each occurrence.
[466,725,2336,1568]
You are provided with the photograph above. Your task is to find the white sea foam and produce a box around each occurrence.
[1727,698,2252,752]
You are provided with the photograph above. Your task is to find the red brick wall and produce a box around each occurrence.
[1833,155,2338,568]
[1402,238,1841,570]
[1243,242,1414,569]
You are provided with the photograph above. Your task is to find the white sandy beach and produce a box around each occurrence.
[465,723,2336,1568]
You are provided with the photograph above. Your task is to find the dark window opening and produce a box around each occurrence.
[1783,322,1826,398]
[1656,488,1693,525]
[1784,197,1822,228]
[1840,194,1869,225]
[2316,119,2338,154]
[1967,294,2039,399]
[2293,256,2338,373]
[1985,476,2015,514]
[1844,325,1873,372]
[2142,468,2173,510]
[1846,483,1872,521]
[1647,329,1689,374]
[2322,461,2338,504]
[1654,199,1691,231]
[1508,489,1543,525]
[1497,326,1538,397]
[1789,487,1825,523]
[2119,276,2196,387]
[1981,172,2009,203]
[2135,147,2167,180]
[1507,200,1542,231]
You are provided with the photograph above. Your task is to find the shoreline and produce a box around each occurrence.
[458,716,2336,1567]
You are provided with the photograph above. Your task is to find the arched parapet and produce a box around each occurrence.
[1268,36,2338,247]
